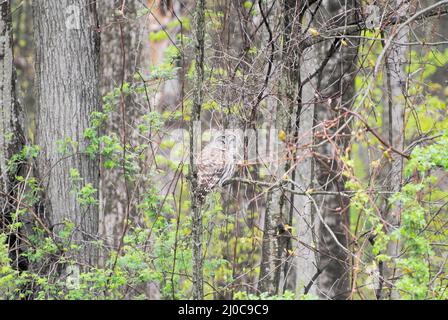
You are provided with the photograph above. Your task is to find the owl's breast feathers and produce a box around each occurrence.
[194,135,237,201]
[196,147,226,196]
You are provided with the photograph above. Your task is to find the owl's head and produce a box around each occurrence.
[213,133,238,150]
[213,133,236,146]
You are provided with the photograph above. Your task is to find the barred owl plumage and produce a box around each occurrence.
[196,134,238,200]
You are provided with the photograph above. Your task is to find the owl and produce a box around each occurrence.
[195,133,238,200]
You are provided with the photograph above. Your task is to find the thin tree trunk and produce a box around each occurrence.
[258,0,284,296]
[190,0,205,300]
[259,189,281,294]
[258,0,319,297]
[0,0,26,270]
[380,0,409,300]
[33,0,100,269]
[276,0,303,294]
[288,2,320,296]
[311,0,359,300]
[259,0,307,295]
[12,0,35,121]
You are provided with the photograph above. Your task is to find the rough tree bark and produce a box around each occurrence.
[258,0,283,296]
[0,0,26,270]
[286,1,320,296]
[311,0,359,300]
[259,188,281,294]
[190,0,205,300]
[33,0,101,268]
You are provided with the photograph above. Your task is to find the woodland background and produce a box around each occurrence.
[1,0,448,300]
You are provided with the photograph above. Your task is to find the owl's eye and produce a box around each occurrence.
[214,135,226,144]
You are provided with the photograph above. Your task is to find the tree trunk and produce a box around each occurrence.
[311,0,359,300]
[33,0,100,268]
[0,0,26,270]
[287,1,320,296]
[259,189,281,294]
[98,0,151,250]
[380,0,409,300]
[257,0,284,296]
[259,0,314,296]
[190,0,205,300]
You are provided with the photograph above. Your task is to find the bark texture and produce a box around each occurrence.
[312,0,359,300]
[33,0,101,267]
[190,0,205,300]
[259,189,281,294]
[289,1,320,296]
[258,0,284,295]
[98,0,151,248]
[380,0,409,300]
[0,0,26,269]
